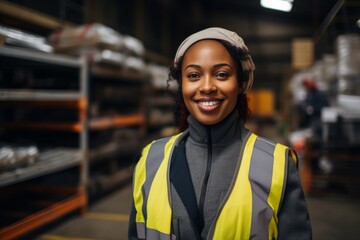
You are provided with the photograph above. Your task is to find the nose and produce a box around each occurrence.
[199,75,217,94]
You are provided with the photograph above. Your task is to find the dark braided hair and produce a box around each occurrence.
[167,40,252,131]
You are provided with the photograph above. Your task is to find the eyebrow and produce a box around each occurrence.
[214,63,233,69]
[184,63,233,70]
[184,64,201,71]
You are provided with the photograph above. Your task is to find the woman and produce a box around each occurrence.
[129,27,312,240]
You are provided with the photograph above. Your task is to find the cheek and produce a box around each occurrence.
[228,89,239,108]
[182,81,196,98]
[222,80,239,99]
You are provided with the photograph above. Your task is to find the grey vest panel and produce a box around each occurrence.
[137,132,188,240]
[249,137,278,239]
[147,228,172,240]
[136,222,146,239]
[141,137,171,229]
[136,222,171,240]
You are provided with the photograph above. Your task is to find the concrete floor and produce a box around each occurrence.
[31,183,360,240]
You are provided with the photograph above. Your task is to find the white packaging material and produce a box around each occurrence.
[337,94,360,114]
[123,35,145,56]
[124,55,146,72]
[48,23,125,52]
[90,49,127,66]
[336,34,360,77]
[0,24,53,52]
[147,64,178,90]
[321,107,339,123]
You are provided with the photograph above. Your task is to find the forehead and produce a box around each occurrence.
[182,39,233,64]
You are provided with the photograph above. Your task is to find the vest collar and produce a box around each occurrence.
[187,110,244,146]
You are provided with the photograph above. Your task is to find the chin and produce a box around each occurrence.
[197,117,222,126]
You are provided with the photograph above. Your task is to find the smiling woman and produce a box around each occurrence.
[129,27,312,240]
[169,36,253,131]
[181,40,239,125]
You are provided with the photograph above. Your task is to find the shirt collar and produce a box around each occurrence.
[187,110,245,146]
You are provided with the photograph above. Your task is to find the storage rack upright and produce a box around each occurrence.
[0,46,88,240]
[86,63,147,196]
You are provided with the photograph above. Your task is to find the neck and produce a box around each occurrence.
[187,110,244,146]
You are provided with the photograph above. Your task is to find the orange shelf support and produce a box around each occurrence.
[2,122,82,132]
[0,98,86,109]
[0,191,87,240]
[90,114,145,130]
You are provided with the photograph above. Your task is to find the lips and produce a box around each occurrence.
[199,100,220,106]
[196,99,223,112]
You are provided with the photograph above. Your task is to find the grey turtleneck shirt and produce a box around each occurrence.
[185,110,249,239]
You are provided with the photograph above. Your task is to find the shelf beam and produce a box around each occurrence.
[91,65,147,81]
[90,114,145,130]
[0,191,86,240]
[0,1,73,31]
[0,98,87,109]
[0,89,82,101]
[1,122,82,132]
[0,149,83,188]
[1,114,145,132]
[0,46,82,67]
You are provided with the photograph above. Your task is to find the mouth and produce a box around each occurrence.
[198,100,220,107]
[196,99,223,111]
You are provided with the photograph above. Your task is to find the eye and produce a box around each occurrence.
[215,71,229,80]
[187,72,200,80]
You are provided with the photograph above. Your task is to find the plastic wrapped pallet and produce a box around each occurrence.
[336,34,360,96]
[147,63,177,90]
[336,34,360,77]
[123,55,146,72]
[0,24,52,52]
[88,49,127,67]
[48,23,125,54]
[48,23,146,69]
[123,35,145,56]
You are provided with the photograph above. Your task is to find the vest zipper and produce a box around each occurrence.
[198,127,212,232]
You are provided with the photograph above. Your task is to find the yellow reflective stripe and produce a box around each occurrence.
[289,149,298,166]
[268,143,287,239]
[146,133,183,235]
[133,142,152,223]
[213,133,257,240]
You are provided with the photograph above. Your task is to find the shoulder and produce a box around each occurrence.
[252,134,292,152]
[252,134,279,155]
[251,134,297,164]
[140,132,187,157]
[144,132,186,149]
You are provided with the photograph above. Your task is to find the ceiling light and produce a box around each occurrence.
[261,0,293,12]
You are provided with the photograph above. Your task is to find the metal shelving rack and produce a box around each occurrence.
[0,46,88,240]
[86,62,147,195]
[0,148,83,188]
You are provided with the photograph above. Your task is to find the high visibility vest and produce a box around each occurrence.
[133,132,297,240]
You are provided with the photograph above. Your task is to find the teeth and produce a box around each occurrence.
[199,101,220,107]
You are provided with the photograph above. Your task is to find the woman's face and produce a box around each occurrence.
[181,40,239,125]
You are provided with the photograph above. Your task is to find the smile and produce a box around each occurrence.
[196,99,223,112]
[198,100,221,107]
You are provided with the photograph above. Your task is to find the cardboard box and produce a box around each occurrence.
[292,38,314,69]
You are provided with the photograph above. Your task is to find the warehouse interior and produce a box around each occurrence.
[0,0,359,239]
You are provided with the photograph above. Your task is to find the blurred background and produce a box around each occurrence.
[0,0,359,239]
